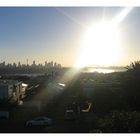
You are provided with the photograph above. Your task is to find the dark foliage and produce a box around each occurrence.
[98,111,140,132]
[123,61,140,111]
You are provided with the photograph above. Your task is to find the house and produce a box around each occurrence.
[0,80,27,104]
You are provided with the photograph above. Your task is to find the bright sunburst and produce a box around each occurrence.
[75,7,133,68]
[76,21,121,67]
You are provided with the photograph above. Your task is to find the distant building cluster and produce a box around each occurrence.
[0,60,62,69]
[0,60,62,74]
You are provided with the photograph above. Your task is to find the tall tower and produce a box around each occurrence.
[33,60,36,66]
[27,59,29,66]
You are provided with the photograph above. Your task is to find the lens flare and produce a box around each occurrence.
[76,21,121,67]
[75,7,133,68]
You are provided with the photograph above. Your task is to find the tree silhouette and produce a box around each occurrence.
[126,61,140,74]
[124,61,140,110]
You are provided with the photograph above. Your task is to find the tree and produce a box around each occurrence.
[123,61,140,110]
[98,111,140,132]
[126,61,140,73]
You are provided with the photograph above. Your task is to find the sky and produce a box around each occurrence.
[0,7,140,67]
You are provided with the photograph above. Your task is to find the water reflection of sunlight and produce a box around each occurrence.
[88,68,115,73]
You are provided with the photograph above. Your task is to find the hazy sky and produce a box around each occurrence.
[0,7,140,67]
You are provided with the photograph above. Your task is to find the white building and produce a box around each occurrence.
[0,80,27,103]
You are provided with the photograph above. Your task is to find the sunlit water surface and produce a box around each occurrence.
[82,68,126,73]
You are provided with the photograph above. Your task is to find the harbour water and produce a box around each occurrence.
[82,67,126,73]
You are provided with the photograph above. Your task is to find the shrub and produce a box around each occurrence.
[98,111,140,132]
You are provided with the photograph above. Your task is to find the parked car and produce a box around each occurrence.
[26,116,52,127]
[64,110,77,120]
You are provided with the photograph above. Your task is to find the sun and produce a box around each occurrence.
[76,21,121,68]
[75,7,133,68]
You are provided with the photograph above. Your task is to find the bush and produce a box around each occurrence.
[98,111,140,132]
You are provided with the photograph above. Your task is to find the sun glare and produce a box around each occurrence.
[76,21,121,68]
[75,7,133,68]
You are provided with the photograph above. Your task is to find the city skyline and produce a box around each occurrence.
[0,60,61,67]
[0,7,140,67]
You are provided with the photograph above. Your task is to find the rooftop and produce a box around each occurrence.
[0,80,21,86]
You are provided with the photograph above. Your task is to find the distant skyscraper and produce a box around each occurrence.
[33,60,36,66]
[54,62,57,67]
[13,63,17,68]
[45,61,47,67]
[2,61,5,67]
[50,61,53,67]
[58,64,61,68]
[18,61,21,67]
[27,59,29,66]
